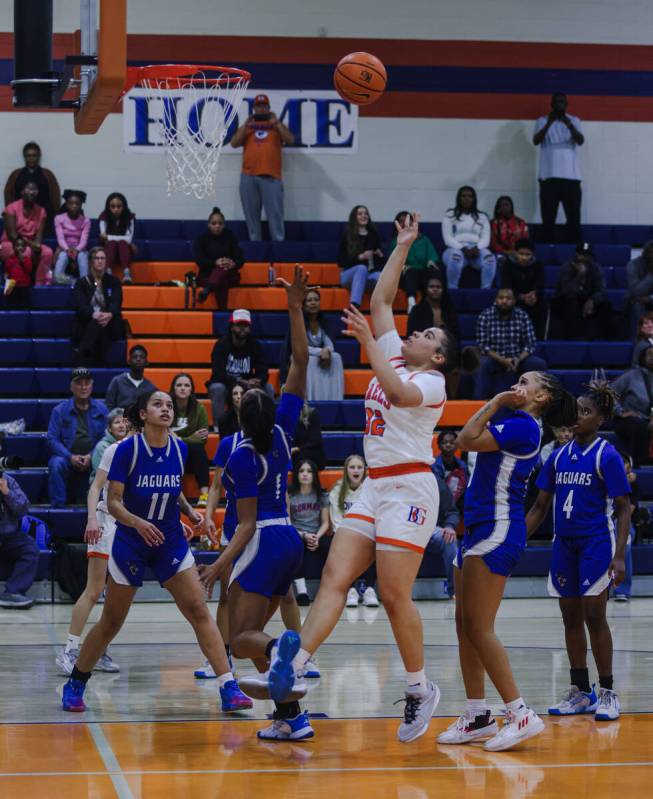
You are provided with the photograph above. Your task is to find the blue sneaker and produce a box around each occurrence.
[257,710,314,740]
[220,679,253,712]
[303,657,320,679]
[548,685,598,715]
[62,678,87,712]
[269,630,301,703]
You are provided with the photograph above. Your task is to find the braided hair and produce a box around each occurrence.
[580,381,618,421]
[533,372,578,427]
[239,389,275,454]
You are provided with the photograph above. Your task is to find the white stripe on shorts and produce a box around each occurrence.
[464,519,511,558]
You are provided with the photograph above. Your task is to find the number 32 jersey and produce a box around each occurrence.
[363,330,446,468]
[536,437,630,538]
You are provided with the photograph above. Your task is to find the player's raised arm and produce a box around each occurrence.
[369,212,420,338]
[278,265,310,398]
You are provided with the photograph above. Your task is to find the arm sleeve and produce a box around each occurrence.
[47,407,72,460]
[407,371,446,408]
[98,443,116,474]
[107,438,134,484]
[3,475,29,518]
[337,233,353,269]
[193,234,214,271]
[319,491,330,509]
[488,415,541,456]
[535,449,558,492]
[99,218,107,237]
[91,439,108,474]
[72,280,94,320]
[423,235,439,263]
[477,214,491,250]
[209,339,229,385]
[54,214,67,250]
[228,447,259,499]
[230,233,245,269]
[107,280,123,317]
[601,448,632,498]
[105,377,118,410]
[275,392,304,439]
[441,214,459,249]
[437,478,460,529]
[78,217,91,251]
[591,264,606,303]
[522,313,537,352]
[476,310,491,353]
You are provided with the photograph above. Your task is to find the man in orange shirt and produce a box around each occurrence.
[230,94,294,241]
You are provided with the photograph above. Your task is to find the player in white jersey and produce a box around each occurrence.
[56,411,130,675]
[293,213,450,742]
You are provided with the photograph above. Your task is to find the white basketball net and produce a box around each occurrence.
[135,66,250,200]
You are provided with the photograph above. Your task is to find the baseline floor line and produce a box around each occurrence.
[88,723,134,799]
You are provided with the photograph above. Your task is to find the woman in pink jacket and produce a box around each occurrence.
[53,190,91,285]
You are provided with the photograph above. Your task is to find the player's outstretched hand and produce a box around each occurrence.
[342,304,374,345]
[135,518,165,547]
[394,210,421,247]
[275,264,311,310]
[495,387,528,409]
[608,554,626,586]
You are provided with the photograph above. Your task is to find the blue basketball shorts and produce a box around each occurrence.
[229,518,303,599]
[454,519,525,577]
[548,533,615,598]
[109,526,194,587]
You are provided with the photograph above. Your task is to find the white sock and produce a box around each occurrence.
[293,648,311,673]
[505,697,527,715]
[217,671,235,688]
[66,634,81,653]
[406,669,428,695]
[294,578,307,595]
[465,698,489,718]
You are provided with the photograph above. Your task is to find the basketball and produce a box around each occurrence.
[334,51,387,105]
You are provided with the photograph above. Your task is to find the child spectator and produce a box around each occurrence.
[289,459,331,606]
[631,311,653,367]
[539,425,574,465]
[104,345,156,411]
[329,455,379,608]
[53,190,91,285]
[194,207,244,309]
[291,403,326,471]
[98,192,136,284]
[433,430,469,511]
[442,185,496,289]
[338,205,384,307]
[3,237,32,309]
[169,373,210,507]
[217,382,244,437]
[500,238,547,339]
[1,180,53,285]
[490,196,529,260]
[389,210,439,312]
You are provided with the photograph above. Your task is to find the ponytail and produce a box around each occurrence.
[240,389,275,454]
[534,372,578,427]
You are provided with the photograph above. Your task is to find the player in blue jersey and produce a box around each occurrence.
[199,266,312,741]
[438,371,577,751]
[61,389,252,714]
[527,383,630,721]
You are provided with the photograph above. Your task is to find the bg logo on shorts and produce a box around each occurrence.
[407,506,427,525]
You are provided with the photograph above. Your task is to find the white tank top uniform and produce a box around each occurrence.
[343,330,446,553]
[88,440,120,559]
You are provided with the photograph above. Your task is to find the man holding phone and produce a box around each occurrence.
[533,92,585,244]
[230,94,295,242]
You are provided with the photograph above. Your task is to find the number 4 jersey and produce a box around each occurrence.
[537,437,630,538]
[363,330,446,468]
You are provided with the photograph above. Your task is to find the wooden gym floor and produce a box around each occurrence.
[1,597,652,798]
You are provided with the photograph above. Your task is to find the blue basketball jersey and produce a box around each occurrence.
[223,392,303,521]
[212,432,243,538]
[108,433,187,536]
[536,436,630,538]
[464,411,542,527]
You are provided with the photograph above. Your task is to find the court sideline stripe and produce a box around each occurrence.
[87,723,134,799]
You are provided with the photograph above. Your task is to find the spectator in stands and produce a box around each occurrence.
[338,205,385,307]
[612,345,653,467]
[632,311,653,366]
[281,288,344,401]
[538,424,573,465]
[291,403,327,471]
[105,345,156,411]
[474,287,547,399]
[206,309,274,426]
[230,93,294,241]
[329,455,379,608]
[1,180,54,285]
[4,141,61,230]
[407,273,460,342]
[289,459,331,606]
[626,241,653,337]
[425,473,460,599]
[53,190,91,285]
[90,407,128,484]
[217,382,244,438]
[442,186,496,289]
[98,192,136,284]
[500,238,547,339]
[71,246,123,367]
[47,368,108,508]
[0,473,38,609]
[490,196,529,262]
[194,206,244,309]
[389,210,439,312]
[551,242,612,340]
[2,237,32,309]
[533,92,584,243]
[433,430,469,511]
[170,373,210,507]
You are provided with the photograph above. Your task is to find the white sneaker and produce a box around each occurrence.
[362,586,379,607]
[346,587,360,607]
[397,681,441,743]
[437,710,498,744]
[56,648,78,676]
[548,685,598,715]
[595,688,620,721]
[194,660,217,679]
[483,708,545,751]
[95,652,120,673]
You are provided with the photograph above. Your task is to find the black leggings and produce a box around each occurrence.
[295,534,377,588]
[185,441,210,488]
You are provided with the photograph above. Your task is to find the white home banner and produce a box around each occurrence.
[123,89,358,155]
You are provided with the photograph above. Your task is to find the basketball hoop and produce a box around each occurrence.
[124,64,251,200]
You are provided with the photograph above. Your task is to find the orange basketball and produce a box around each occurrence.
[334,51,387,106]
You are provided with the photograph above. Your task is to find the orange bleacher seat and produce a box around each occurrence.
[146,368,281,394]
[124,311,213,336]
[130,338,214,364]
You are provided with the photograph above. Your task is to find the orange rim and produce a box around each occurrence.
[124,63,251,93]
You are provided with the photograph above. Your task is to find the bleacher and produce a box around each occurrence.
[1,219,652,592]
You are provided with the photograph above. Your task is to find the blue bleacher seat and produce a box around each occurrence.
[35,368,121,395]
[0,312,30,336]
[302,222,342,243]
[142,219,184,240]
[30,311,75,337]
[0,369,36,395]
[323,434,364,463]
[241,241,271,262]
[594,244,631,267]
[284,221,305,241]
[535,244,555,264]
[270,241,312,263]
[554,244,576,265]
[30,287,74,310]
[0,400,38,428]
[0,340,33,364]
[612,267,627,289]
[0,434,47,466]
[146,240,191,261]
[47,508,87,541]
[8,469,47,504]
[310,242,339,262]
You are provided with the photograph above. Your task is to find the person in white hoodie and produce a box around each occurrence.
[442,186,496,290]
